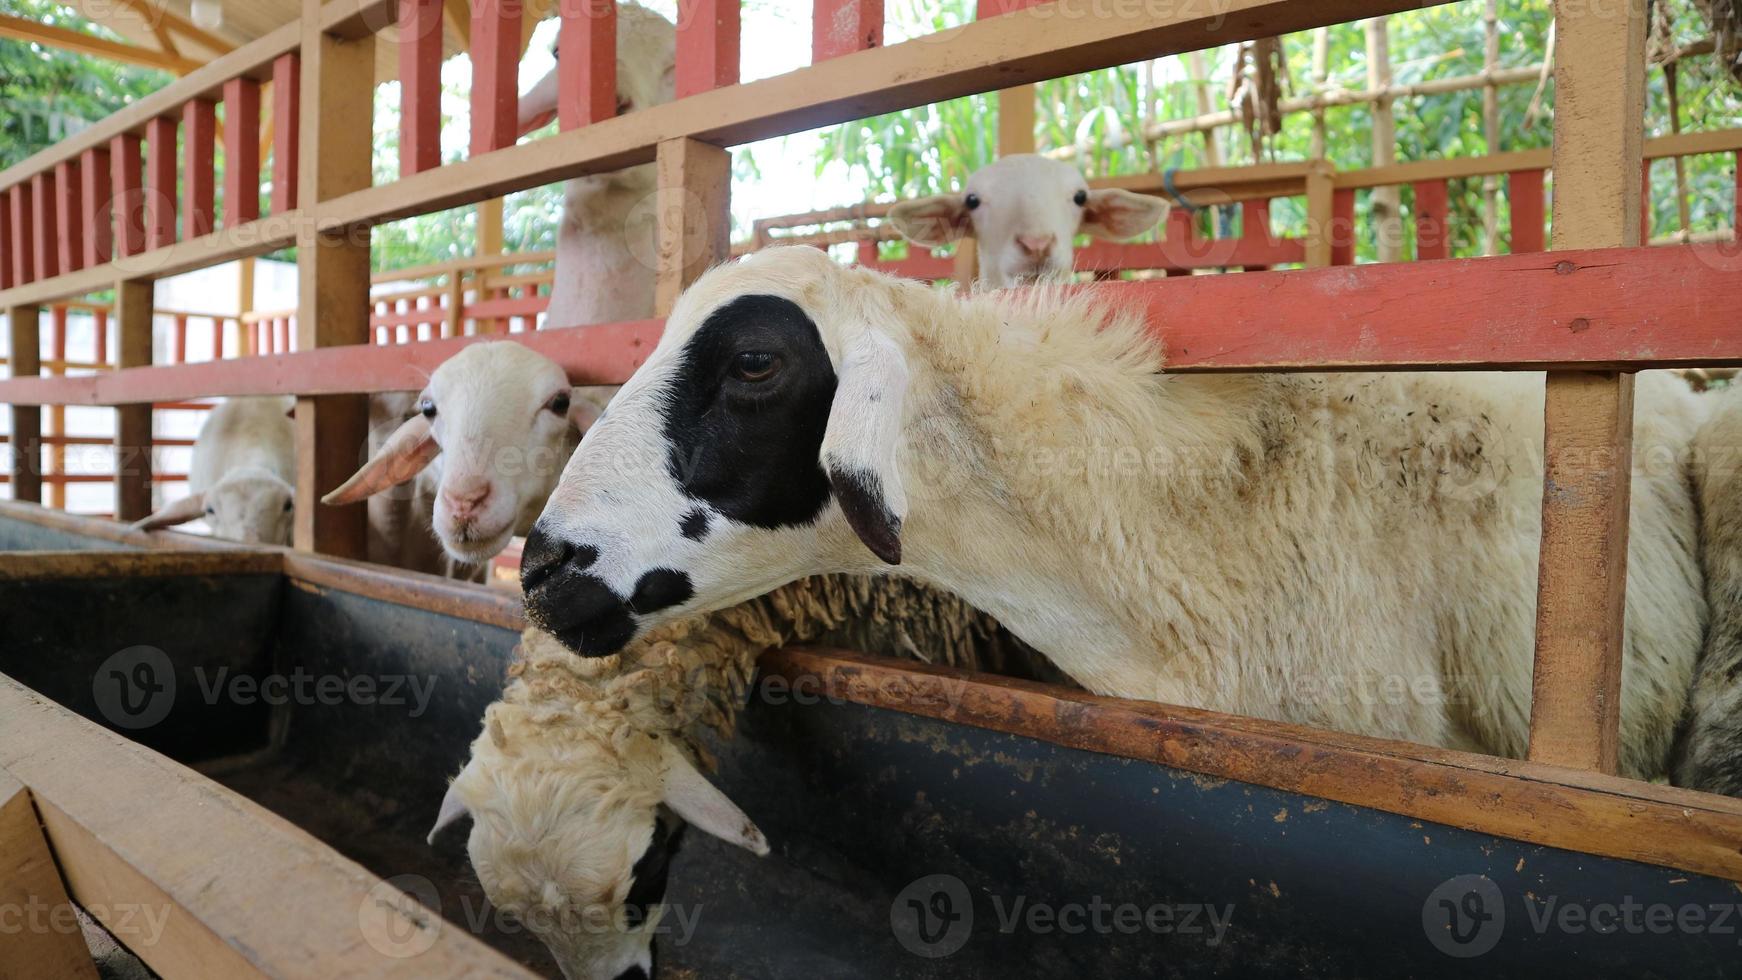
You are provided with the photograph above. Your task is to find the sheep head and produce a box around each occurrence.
[133,466,295,545]
[888,154,1167,288]
[429,694,765,980]
[516,248,929,658]
[323,342,605,566]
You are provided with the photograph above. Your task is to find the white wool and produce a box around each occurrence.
[134,396,295,545]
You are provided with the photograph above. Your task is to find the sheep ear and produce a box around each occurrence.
[659,741,768,857]
[427,771,472,846]
[132,492,206,531]
[517,67,559,136]
[322,414,439,506]
[820,330,908,566]
[888,193,971,247]
[567,387,607,433]
[1081,188,1168,240]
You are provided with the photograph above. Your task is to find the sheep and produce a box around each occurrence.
[133,395,296,545]
[517,245,1709,781]
[428,574,1020,980]
[1673,385,1742,795]
[323,342,606,581]
[516,3,676,329]
[887,154,1168,288]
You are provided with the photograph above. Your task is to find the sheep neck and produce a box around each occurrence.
[542,169,658,329]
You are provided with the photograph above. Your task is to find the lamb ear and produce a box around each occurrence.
[132,492,207,531]
[1080,188,1169,240]
[887,193,971,247]
[566,387,607,433]
[659,740,769,856]
[321,414,439,506]
[820,330,909,566]
[427,771,473,846]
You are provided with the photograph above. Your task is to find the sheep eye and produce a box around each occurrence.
[547,392,571,417]
[203,505,215,516]
[964,192,981,211]
[1073,189,1089,207]
[282,499,293,513]
[419,398,437,420]
[730,352,781,383]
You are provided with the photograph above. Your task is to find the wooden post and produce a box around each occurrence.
[1303,162,1334,268]
[183,98,217,237]
[31,172,58,281]
[80,146,113,268]
[48,306,66,508]
[8,183,33,285]
[6,305,41,503]
[0,192,11,290]
[812,0,881,62]
[675,0,739,99]
[271,53,301,212]
[0,772,100,980]
[1412,179,1449,259]
[1527,0,1647,775]
[113,279,153,522]
[111,134,146,258]
[53,160,83,274]
[223,77,262,225]
[469,0,522,156]
[1482,0,1500,254]
[398,0,444,175]
[558,0,616,130]
[1309,27,1330,160]
[145,115,178,250]
[236,256,255,360]
[1330,188,1356,266]
[293,0,374,557]
[1365,17,1402,262]
[1509,169,1545,253]
[654,137,731,316]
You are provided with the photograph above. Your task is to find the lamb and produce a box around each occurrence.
[1673,385,1742,795]
[323,342,605,580]
[134,395,296,545]
[428,574,1017,980]
[516,3,676,328]
[887,154,1168,287]
[517,245,1708,781]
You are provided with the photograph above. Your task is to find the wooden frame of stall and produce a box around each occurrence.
[2,0,1742,973]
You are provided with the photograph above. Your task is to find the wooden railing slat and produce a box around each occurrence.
[111,134,146,258]
[1412,177,1449,260]
[675,0,739,99]
[558,0,616,130]
[397,0,443,175]
[183,99,217,238]
[80,147,113,268]
[223,78,262,225]
[145,116,178,250]
[467,0,520,156]
[53,160,83,275]
[30,172,58,280]
[271,53,302,212]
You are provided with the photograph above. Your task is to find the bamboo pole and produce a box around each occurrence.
[1367,17,1403,262]
[1186,50,1223,167]
[1310,28,1330,160]
[1483,0,1501,254]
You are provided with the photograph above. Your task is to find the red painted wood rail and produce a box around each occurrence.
[271,54,301,212]
[7,183,32,285]
[676,0,739,98]
[223,78,262,225]
[1510,169,1545,253]
[53,159,84,274]
[559,0,616,130]
[0,192,12,290]
[145,115,178,250]
[80,146,113,267]
[398,0,443,175]
[1412,178,1449,260]
[469,0,522,156]
[183,99,217,238]
[111,134,146,258]
[31,171,58,280]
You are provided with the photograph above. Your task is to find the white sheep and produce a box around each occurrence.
[1674,385,1742,795]
[516,3,676,329]
[323,342,604,580]
[887,154,1168,287]
[429,574,1018,980]
[134,396,296,545]
[519,245,1707,781]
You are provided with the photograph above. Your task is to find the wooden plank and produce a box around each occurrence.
[283,551,525,629]
[7,305,41,503]
[7,183,31,285]
[144,116,178,251]
[182,99,217,238]
[759,647,1742,883]
[0,191,11,290]
[110,134,146,259]
[223,78,262,225]
[0,770,99,980]
[0,549,281,580]
[0,678,541,980]
[31,172,59,281]
[468,0,522,156]
[0,11,202,75]
[1412,177,1449,259]
[80,146,113,268]
[675,0,739,98]
[654,137,732,315]
[53,160,84,275]
[1526,0,1648,776]
[1240,197,1272,272]
[1302,162,1333,267]
[813,0,881,61]
[1329,187,1355,266]
[294,6,375,558]
[113,279,153,522]
[557,0,616,131]
[1509,168,1545,253]
[271,53,301,212]
[398,0,444,175]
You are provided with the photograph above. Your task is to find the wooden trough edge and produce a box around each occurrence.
[0,678,539,979]
[760,647,1742,884]
[7,503,1742,884]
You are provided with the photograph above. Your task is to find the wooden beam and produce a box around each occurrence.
[0,770,98,980]
[6,305,42,503]
[654,137,731,315]
[113,279,153,522]
[0,12,203,74]
[0,549,281,580]
[1527,0,1649,775]
[294,2,374,558]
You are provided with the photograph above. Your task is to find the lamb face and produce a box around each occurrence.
[324,342,603,565]
[888,154,1167,288]
[523,248,908,658]
[201,469,296,544]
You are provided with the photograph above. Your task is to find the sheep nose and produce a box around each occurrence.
[442,479,492,517]
[1016,233,1055,258]
[519,527,636,657]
